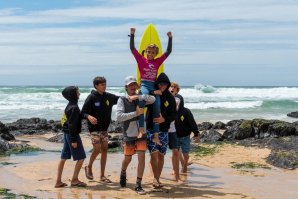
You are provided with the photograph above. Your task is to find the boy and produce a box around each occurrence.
[81,77,119,183]
[55,86,86,188]
[116,76,155,194]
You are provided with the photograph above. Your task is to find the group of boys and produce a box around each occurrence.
[55,75,200,195]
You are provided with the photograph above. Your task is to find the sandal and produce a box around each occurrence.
[54,182,67,188]
[84,166,94,180]
[100,176,112,183]
[71,181,87,187]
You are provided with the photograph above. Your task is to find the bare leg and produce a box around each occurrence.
[150,152,159,186]
[121,155,132,171]
[179,150,184,167]
[71,159,85,184]
[156,152,164,184]
[87,143,100,177]
[137,152,145,178]
[100,141,108,179]
[172,149,182,182]
[182,153,189,173]
[55,159,66,186]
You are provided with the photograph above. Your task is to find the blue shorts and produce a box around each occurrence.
[168,132,178,150]
[177,135,191,154]
[61,133,86,161]
[147,131,168,155]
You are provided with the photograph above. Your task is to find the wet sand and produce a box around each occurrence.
[0,133,297,199]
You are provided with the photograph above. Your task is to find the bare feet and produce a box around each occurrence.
[181,167,187,175]
[54,182,67,188]
[84,166,94,180]
[137,127,144,138]
[152,133,161,146]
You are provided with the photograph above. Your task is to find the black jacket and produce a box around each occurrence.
[146,73,176,132]
[175,94,199,138]
[62,86,82,143]
[81,90,119,132]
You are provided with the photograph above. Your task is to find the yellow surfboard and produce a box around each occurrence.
[136,23,164,85]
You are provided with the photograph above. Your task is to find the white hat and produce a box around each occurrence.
[125,76,137,86]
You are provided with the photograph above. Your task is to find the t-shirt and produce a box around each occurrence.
[168,96,181,133]
[132,48,167,82]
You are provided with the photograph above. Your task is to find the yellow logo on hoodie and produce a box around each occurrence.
[61,112,67,127]
[180,115,184,121]
[106,100,110,106]
[164,100,169,107]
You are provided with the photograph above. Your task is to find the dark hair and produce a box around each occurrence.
[93,76,106,88]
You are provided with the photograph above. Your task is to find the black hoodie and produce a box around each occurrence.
[146,73,176,132]
[81,90,119,132]
[62,86,82,143]
[175,94,199,138]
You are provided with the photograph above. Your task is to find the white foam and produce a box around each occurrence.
[185,101,263,109]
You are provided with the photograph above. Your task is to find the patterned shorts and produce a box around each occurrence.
[90,131,109,145]
[147,130,168,155]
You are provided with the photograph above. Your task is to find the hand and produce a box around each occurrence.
[136,106,144,116]
[154,90,162,95]
[87,115,98,125]
[71,142,77,148]
[128,95,139,102]
[167,31,172,38]
[130,28,136,35]
[153,113,165,124]
[193,136,200,143]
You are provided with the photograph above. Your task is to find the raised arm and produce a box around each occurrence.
[130,28,136,52]
[165,32,172,57]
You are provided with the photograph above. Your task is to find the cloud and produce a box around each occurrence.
[1,0,298,86]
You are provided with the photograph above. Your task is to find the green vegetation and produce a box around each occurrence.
[191,143,222,158]
[0,146,43,157]
[108,147,122,153]
[0,162,17,166]
[0,188,37,199]
[0,188,16,198]
[230,162,271,170]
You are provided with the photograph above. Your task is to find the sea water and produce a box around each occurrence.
[0,85,298,123]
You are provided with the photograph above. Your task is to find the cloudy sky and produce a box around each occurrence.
[0,0,298,86]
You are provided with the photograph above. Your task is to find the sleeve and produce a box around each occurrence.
[116,98,138,122]
[139,94,156,105]
[68,107,80,143]
[111,93,120,106]
[165,37,172,57]
[130,34,135,52]
[186,109,199,137]
[164,95,177,124]
[81,94,92,119]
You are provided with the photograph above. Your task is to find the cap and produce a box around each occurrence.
[125,76,137,86]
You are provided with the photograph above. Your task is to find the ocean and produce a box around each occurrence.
[0,85,298,124]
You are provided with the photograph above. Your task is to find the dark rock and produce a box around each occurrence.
[198,122,213,131]
[287,111,298,118]
[0,138,9,152]
[109,134,123,141]
[213,121,226,130]
[226,119,243,127]
[5,117,64,135]
[267,150,298,169]
[200,129,223,142]
[108,140,121,148]
[252,119,273,139]
[223,120,253,140]
[108,120,123,133]
[0,121,15,141]
[47,133,64,143]
[267,122,296,137]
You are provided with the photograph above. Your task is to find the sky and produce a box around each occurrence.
[0,0,298,86]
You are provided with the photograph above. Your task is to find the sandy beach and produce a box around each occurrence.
[0,132,297,199]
